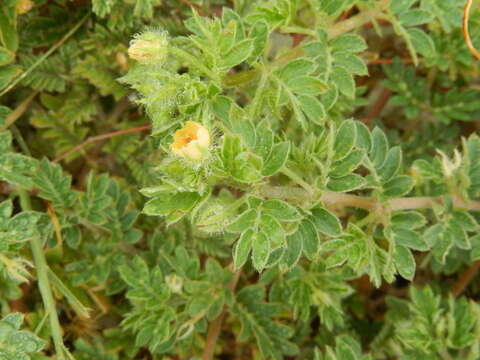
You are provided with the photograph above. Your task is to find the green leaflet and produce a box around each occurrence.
[310,206,342,237]
[327,174,366,192]
[387,0,436,64]
[0,0,18,52]
[322,224,398,286]
[234,228,254,269]
[262,141,290,176]
[330,149,364,178]
[394,244,416,280]
[32,158,77,209]
[388,226,429,251]
[0,313,46,359]
[386,286,479,358]
[333,119,357,161]
[330,34,367,53]
[228,197,305,271]
[282,230,303,269]
[261,199,302,222]
[144,192,202,215]
[233,285,298,360]
[252,231,270,270]
[228,208,257,233]
[370,127,389,169]
[315,335,370,360]
[299,218,321,260]
[331,66,355,99]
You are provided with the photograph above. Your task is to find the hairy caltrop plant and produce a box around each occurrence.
[3,0,480,358]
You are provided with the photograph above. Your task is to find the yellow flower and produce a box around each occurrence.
[171,121,210,160]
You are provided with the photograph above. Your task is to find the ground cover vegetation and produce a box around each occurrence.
[2,0,480,359]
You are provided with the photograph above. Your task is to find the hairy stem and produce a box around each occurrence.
[248,70,269,119]
[18,190,66,360]
[260,185,480,212]
[389,195,480,211]
[280,167,315,195]
[280,25,317,37]
[328,9,382,39]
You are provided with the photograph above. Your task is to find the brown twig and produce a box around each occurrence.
[338,7,354,21]
[365,88,391,126]
[45,201,63,247]
[452,260,480,297]
[368,58,416,65]
[202,266,241,360]
[180,0,206,16]
[291,33,307,47]
[1,91,39,131]
[53,124,152,163]
[362,18,391,28]
[463,0,480,60]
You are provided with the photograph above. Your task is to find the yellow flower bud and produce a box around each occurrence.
[17,0,33,15]
[127,31,169,64]
[171,121,210,161]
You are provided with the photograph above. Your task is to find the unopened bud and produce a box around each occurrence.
[128,31,169,64]
[437,149,462,178]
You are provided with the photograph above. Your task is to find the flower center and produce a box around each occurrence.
[173,129,198,149]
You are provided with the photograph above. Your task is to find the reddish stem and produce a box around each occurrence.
[452,260,480,297]
[338,8,354,21]
[363,18,390,28]
[365,88,391,126]
[463,0,480,60]
[291,33,306,47]
[202,268,241,360]
[180,0,206,16]
[54,124,152,163]
[368,58,415,65]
